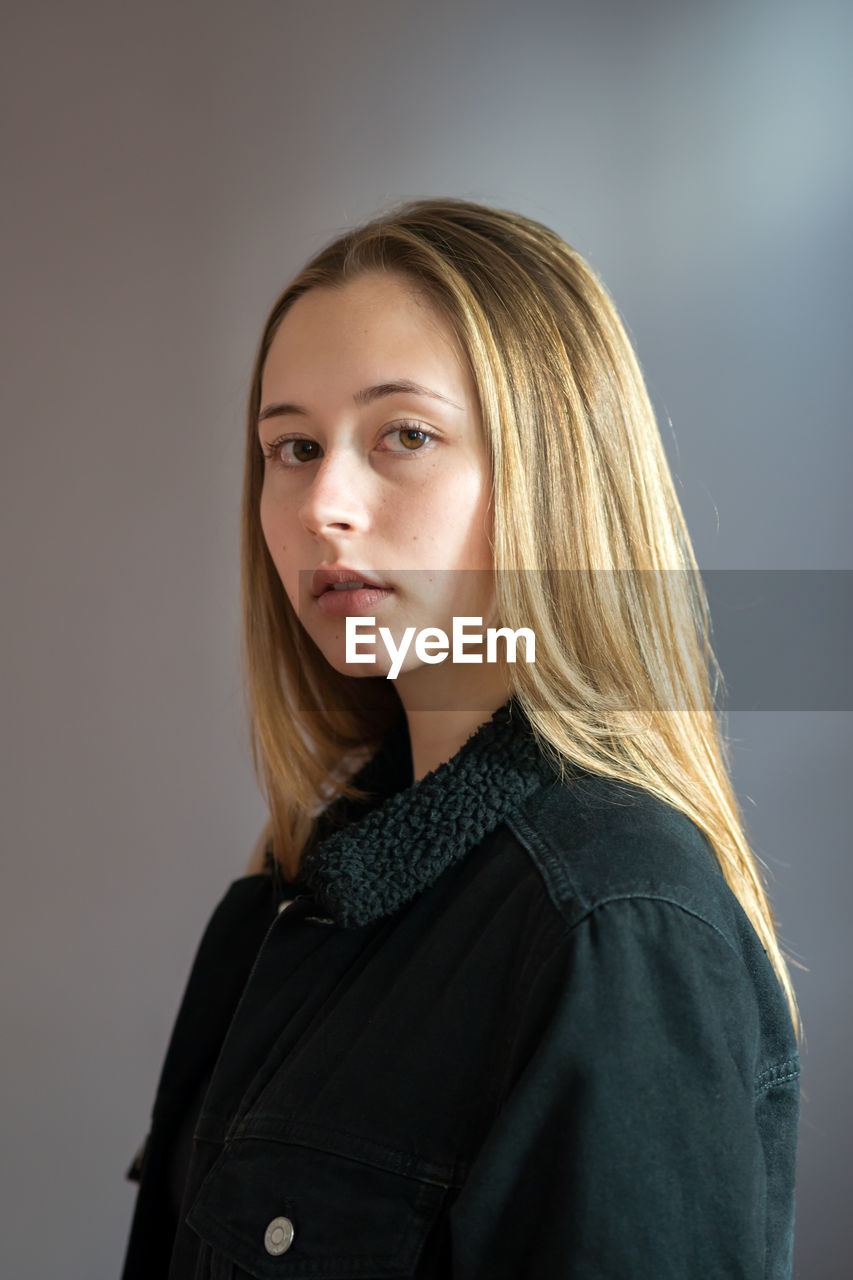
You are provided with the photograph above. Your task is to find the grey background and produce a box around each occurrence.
[1,1,850,1276]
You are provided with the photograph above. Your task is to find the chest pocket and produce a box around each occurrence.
[185,1134,452,1279]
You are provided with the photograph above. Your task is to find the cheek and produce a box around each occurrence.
[431,471,492,567]
[258,500,272,552]
[259,496,281,565]
[259,494,300,598]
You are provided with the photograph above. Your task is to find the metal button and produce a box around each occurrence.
[264,1216,294,1255]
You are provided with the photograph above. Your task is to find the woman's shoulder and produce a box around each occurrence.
[505,772,799,1069]
[507,771,746,948]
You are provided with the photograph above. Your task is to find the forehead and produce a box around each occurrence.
[261,271,471,399]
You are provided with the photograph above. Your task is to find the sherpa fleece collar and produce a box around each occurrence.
[297,699,560,929]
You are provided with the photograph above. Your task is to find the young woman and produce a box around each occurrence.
[122,199,800,1278]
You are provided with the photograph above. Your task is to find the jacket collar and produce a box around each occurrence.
[298,699,560,929]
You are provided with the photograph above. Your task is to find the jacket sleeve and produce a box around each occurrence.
[448,896,789,1280]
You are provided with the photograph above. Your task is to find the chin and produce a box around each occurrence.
[315,644,395,682]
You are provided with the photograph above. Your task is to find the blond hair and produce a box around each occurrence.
[240,197,799,1034]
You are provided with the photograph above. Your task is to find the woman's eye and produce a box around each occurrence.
[383,424,434,453]
[263,438,320,466]
[289,440,320,463]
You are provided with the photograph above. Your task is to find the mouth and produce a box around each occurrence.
[309,567,394,617]
[311,566,390,597]
[314,582,395,618]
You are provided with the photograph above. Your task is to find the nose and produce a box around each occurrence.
[297,448,371,536]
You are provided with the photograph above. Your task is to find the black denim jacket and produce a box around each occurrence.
[122,703,799,1278]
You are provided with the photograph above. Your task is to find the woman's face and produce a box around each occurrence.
[258,270,500,704]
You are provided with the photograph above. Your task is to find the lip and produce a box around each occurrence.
[310,566,394,619]
[315,583,395,618]
[311,566,389,597]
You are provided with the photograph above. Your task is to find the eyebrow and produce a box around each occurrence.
[257,379,462,424]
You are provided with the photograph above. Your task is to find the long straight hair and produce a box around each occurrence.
[240,197,799,1033]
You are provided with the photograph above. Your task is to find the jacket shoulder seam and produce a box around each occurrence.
[505,808,735,951]
[563,891,747,971]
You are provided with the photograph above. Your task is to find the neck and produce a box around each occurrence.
[394,664,513,782]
